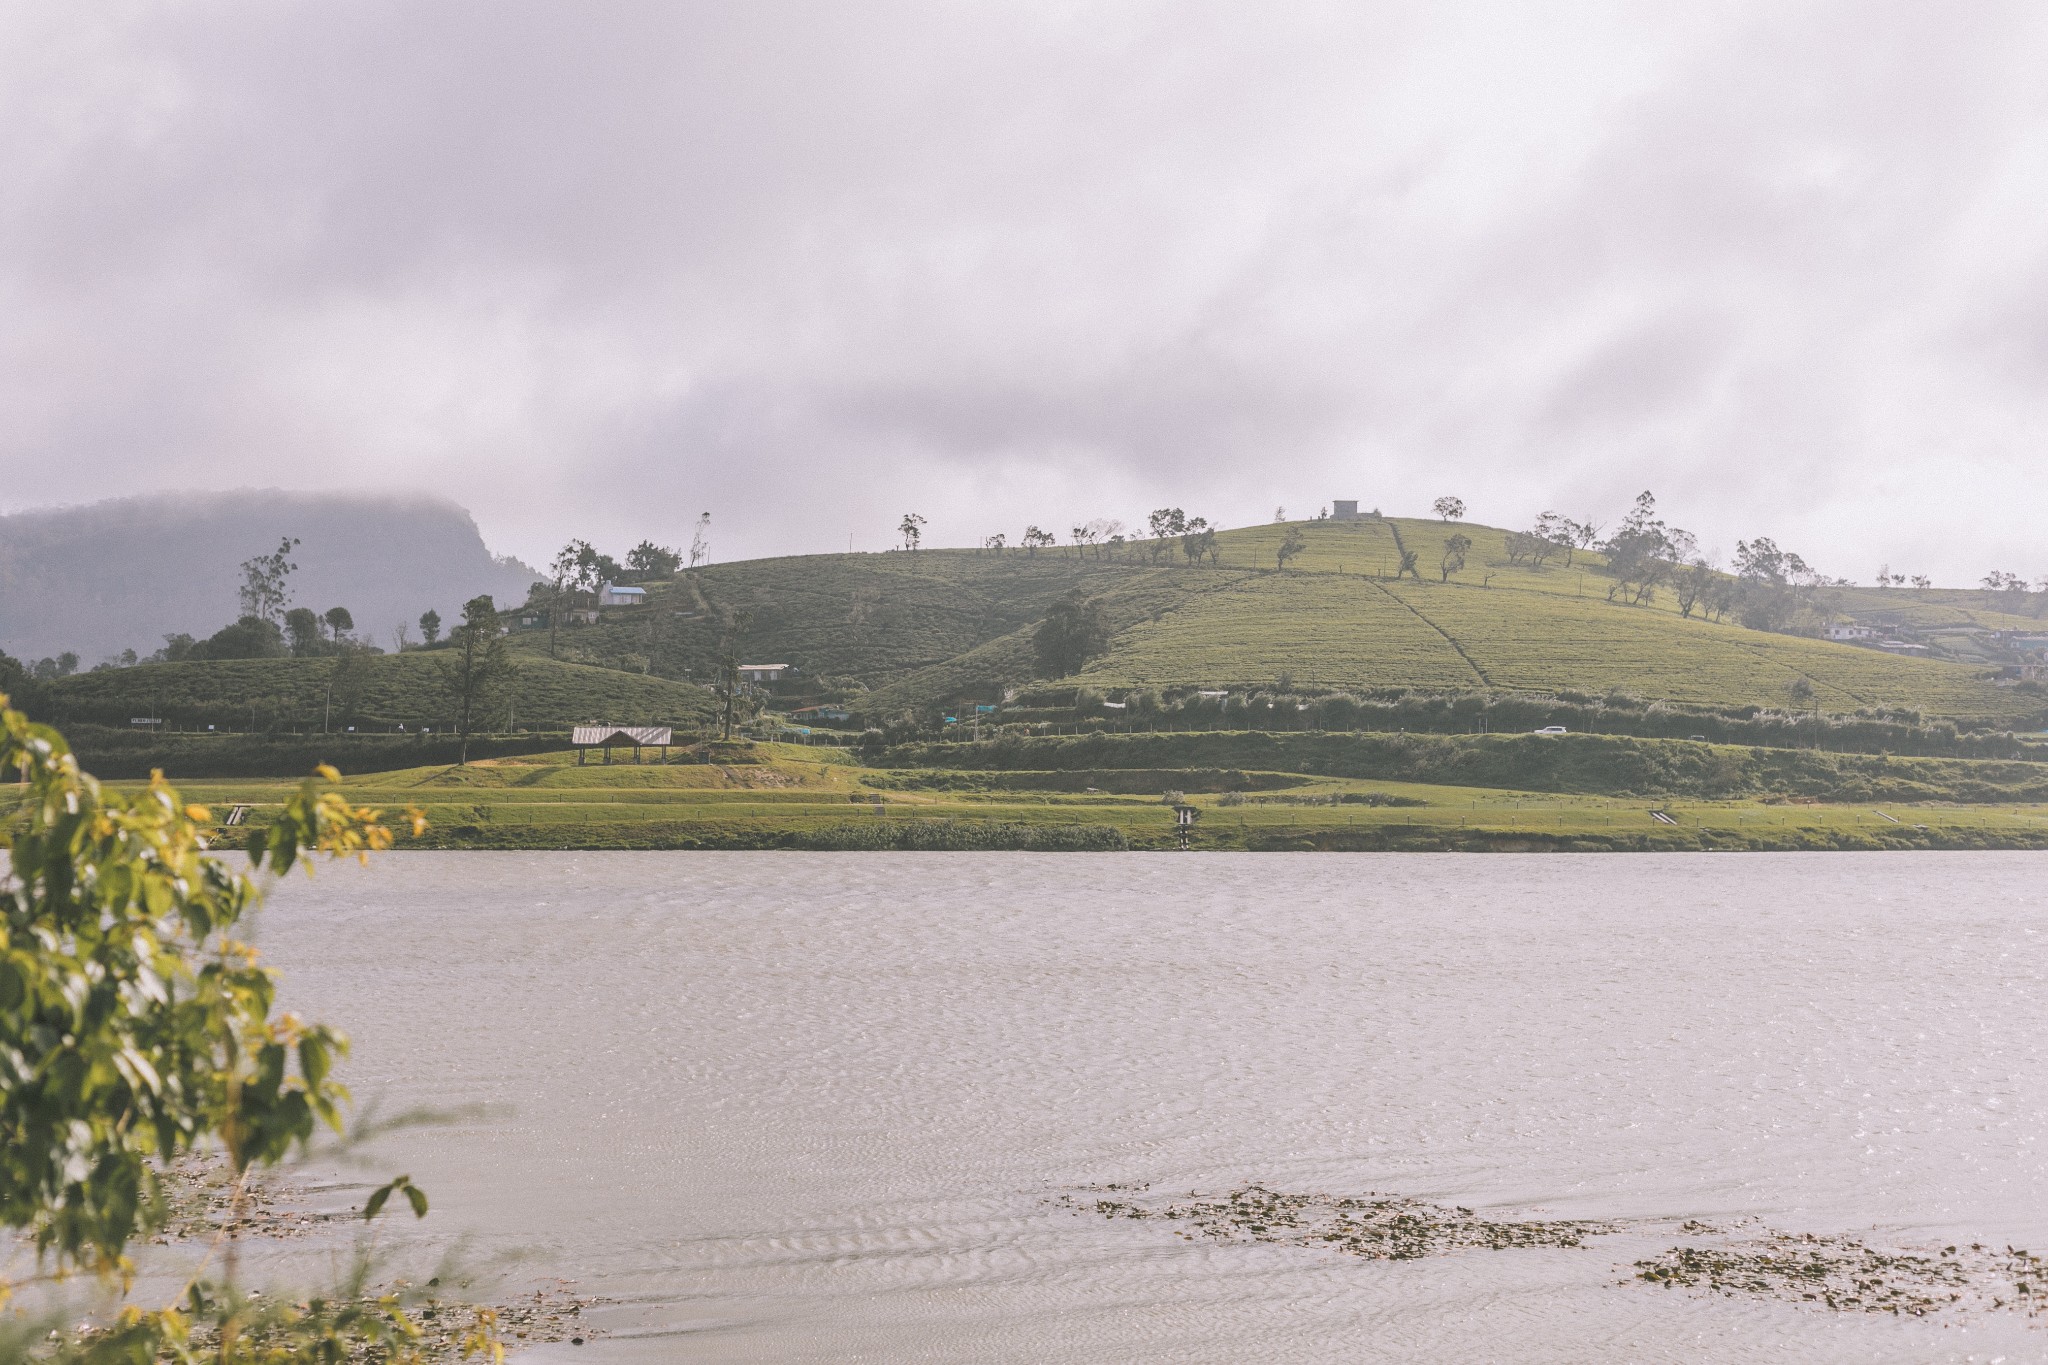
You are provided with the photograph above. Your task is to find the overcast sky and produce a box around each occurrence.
[4,2,2045,583]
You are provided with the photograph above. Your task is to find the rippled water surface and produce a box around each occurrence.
[258,852,2048,1362]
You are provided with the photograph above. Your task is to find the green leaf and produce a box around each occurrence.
[403,1182,428,1218]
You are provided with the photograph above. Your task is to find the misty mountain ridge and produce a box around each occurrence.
[0,489,539,661]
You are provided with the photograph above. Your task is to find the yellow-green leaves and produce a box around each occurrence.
[0,694,412,1270]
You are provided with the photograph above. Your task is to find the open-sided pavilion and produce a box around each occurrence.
[571,725,674,764]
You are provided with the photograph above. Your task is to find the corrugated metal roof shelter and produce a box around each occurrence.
[571,724,673,764]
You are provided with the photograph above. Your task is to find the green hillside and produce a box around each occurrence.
[508,550,1188,685]
[40,514,2038,742]
[506,517,2042,728]
[1074,569,2025,721]
[38,652,715,731]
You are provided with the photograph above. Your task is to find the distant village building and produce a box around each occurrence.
[1874,640,1931,655]
[1331,500,1361,521]
[598,583,647,608]
[739,663,791,685]
[1825,623,1879,642]
[790,703,851,722]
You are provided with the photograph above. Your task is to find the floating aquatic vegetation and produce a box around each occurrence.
[1635,1230,2048,1320]
[1066,1183,2048,1326]
[1057,1183,1618,1260]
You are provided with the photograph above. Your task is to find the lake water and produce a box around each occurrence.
[254,851,2048,1362]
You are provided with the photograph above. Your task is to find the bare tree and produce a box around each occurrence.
[689,512,711,568]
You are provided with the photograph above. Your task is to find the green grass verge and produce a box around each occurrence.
[42,739,2046,853]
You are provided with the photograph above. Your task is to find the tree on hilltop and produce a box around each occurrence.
[1439,533,1472,581]
[323,604,354,641]
[1147,508,1187,562]
[1432,496,1466,522]
[546,538,596,658]
[626,540,682,579]
[284,606,325,657]
[1022,525,1055,556]
[418,607,442,646]
[899,512,927,554]
[236,536,299,623]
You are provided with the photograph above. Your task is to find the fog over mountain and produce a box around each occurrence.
[0,490,538,662]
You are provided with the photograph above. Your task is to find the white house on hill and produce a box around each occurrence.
[598,583,647,608]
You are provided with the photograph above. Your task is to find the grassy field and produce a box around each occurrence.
[38,652,717,731]
[52,736,2047,853]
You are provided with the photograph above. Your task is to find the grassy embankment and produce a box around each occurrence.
[63,734,2048,853]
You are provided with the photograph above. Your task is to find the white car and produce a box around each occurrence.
[1532,726,1568,735]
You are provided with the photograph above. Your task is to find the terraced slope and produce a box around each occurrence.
[1077,575,1481,691]
[1077,569,2032,722]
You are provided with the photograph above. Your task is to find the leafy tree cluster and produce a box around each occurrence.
[1034,590,1111,678]
[0,696,502,1362]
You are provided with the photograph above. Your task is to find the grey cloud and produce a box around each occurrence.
[2,1,2046,583]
